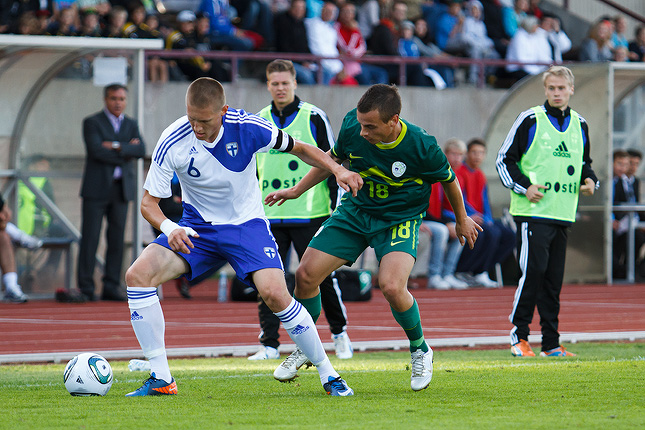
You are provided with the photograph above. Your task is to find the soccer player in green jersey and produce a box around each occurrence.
[266,84,482,391]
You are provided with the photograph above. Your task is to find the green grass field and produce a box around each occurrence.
[2,342,644,429]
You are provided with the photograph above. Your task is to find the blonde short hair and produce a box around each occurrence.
[542,66,574,87]
[186,77,226,110]
[444,137,466,154]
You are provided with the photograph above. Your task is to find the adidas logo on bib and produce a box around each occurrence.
[553,142,571,158]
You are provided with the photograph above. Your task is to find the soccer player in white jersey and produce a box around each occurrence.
[124,78,362,397]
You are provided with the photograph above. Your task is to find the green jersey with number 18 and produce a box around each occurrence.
[333,109,455,221]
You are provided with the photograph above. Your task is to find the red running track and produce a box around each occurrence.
[1,282,644,363]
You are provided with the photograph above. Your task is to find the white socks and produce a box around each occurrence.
[275,298,339,384]
[127,287,172,383]
[2,272,22,295]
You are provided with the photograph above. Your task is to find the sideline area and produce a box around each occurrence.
[1,282,644,364]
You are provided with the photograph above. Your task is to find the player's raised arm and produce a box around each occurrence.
[266,144,362,206]
[290,140,363,195]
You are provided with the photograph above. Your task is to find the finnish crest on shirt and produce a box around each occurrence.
[392,161,406,177]
[226,142,239,157]
[264,247,276,259]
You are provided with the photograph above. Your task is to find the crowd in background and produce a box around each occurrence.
[1,0,645,86]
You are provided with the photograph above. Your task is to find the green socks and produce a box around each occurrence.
[296,293,322,323]
[391,299,429,353]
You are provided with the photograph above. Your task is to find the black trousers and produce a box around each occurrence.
[612,229,645,279]
[257,219,347,349]
[77,181,128,299]
[510,221,567,351]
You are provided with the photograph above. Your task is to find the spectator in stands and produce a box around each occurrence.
[102,5,127,37]
[505,15,551,82]
[461,0,500,85]
[78,10,102,37]
[335,2,389,85]
[421,181,469,290]
[579,19,613,62]
[1,0,54,34]
[305,0,323,18]
[628,25,645,62]
[481,0,509,57]
[194,11,212,51]
[536,12,570,64]
[614,46,630,62]
[455,138,515,288]
[420,0,445,39]
[612,149,645,280]
[611,15,629,52]
[502,0,528,38]
[369,0,409,84]
[273,0,316,84]
[398,20,435,86]
[358,0,392,42]
[230,0,274,48]
[198,0,256,51]
[35,10,53,34]
[17,11,43,35]
[76,0,111,22]
[413,14,433,46]
[1,195,33,303]
[399,20,452,87]
[433,0,464,53]
[305,1,345,85]
[527,0,542,19]
[45,6,78,35]
[412,16,455,87]
[52,0,78,23]
[166,10,230,82]
[123,1,168,83]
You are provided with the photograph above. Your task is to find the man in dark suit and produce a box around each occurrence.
[612,149,645,279]
[78,83,145,301]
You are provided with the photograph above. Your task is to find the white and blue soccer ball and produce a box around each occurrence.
[63,353,113,396]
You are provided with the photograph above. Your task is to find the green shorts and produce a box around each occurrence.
[308,203,422,265]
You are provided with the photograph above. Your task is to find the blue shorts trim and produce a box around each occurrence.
[152,218,283,285]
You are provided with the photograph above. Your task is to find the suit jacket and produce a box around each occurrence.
[80,111,145,201]
[613,174,642,222]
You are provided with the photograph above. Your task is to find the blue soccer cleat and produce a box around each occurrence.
[539,346,576,357]
[125,373,177,397]
[323,376,354,396]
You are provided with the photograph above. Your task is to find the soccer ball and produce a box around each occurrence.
[63,353,113,396]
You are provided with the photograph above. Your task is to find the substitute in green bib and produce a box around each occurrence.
[496,65,599,358]
[266,84,482,392]
[252,60,353,369]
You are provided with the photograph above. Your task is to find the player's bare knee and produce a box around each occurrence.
[295,266,320,294]
[260,285,291,312]
[379,281,402,302]
[125,263,155,289]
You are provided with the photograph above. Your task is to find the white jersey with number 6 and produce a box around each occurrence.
[144,108,292,225]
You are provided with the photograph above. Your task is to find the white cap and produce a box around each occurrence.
[177,10,196,23]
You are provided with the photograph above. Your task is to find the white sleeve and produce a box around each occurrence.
[144,161,174,199]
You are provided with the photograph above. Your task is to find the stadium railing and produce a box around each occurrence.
[144,49,557,88]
